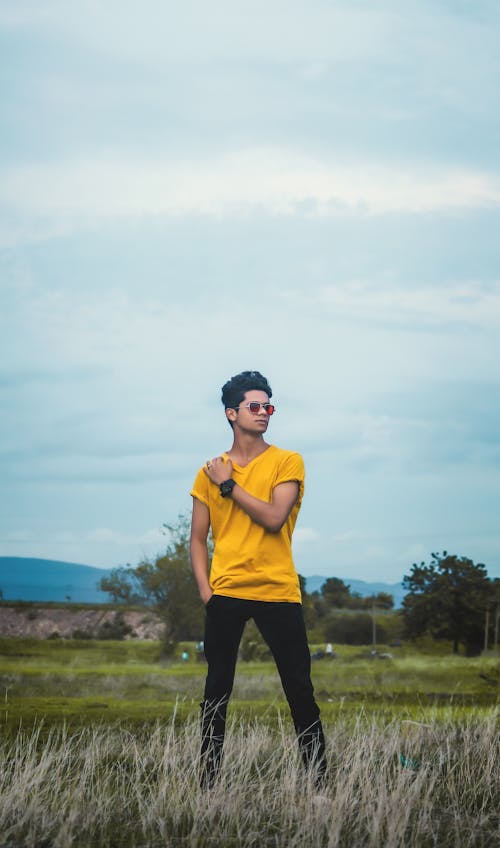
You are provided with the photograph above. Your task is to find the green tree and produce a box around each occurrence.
[97,565,143,604]
[373,591,394,610]
[239,619,271,661]
[298,573,317,629]
[323,612,388,645]
[99,514,210,653]
[402,551,493,655]
[321,577,352,608]
[356,591,394,611]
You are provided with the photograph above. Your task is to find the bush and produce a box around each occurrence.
[96,612,133,641]
[72,630,93,640]
[239,620,271,661]
[323,612,388,645]
[159,619,177,659]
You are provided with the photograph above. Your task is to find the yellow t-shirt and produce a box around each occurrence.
[190,445,304,603]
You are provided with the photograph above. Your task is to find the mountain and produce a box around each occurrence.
[0,557,407,607]
[304,574,406,607]
[0,557,113,604]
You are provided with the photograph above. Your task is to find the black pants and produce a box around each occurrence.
[200,595,326,787]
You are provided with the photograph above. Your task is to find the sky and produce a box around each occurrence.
[1,0,500,585]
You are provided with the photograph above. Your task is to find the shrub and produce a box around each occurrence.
[96,612,133,641]
[72,629,93,640]
[239,620,271,661]
[323,612,388,645]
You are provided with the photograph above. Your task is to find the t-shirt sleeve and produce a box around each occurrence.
[190,466,210,507]
[273,452,305,492]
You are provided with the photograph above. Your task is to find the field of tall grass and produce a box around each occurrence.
[1,711,498,847]
[0,638,498,846]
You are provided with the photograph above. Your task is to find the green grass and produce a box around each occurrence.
[1,637,498,733]
[0,635,162,662]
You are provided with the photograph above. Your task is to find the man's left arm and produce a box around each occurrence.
[204,457,299,533]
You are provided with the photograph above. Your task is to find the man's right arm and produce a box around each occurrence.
[190,497,213,605]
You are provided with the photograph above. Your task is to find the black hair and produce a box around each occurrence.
[221,370,272,410]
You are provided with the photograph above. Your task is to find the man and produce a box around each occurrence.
[190,370,326,788]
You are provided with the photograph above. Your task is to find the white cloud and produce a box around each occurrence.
[0,526,168,569]
[292,279,500,329]
[0,1,398,64]
[2,149,500,246]
[86,527,164,547]
[3,0,498,78]
[1,526,164,549]
[293,527,320,544]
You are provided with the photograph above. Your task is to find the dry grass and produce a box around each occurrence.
[0,709,498,848]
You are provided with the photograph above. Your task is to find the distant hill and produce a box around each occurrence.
[304,574,406,607]
[0,557,406,607]
[0,557,113,604]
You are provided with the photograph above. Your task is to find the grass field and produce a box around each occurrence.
[0,638,499,846]
[1,637,499,728]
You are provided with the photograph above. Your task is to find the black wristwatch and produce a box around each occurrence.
[219,479,236,498]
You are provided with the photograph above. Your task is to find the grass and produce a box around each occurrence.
[0,712,498,847]
[0,637,499,845]
[1,638,499,731]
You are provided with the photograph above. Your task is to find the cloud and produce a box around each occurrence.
[0,526,167,569]
[293,527,320,544]
[2,149,500,246]
[306,279,500,329]
[3,272,499,494]
[2,0,498,76]
[0,1,407,64]
[85,527,164,547]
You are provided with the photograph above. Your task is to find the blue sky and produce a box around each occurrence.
[1,1,500,583]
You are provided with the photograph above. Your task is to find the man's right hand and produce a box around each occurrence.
[201,587,214,606]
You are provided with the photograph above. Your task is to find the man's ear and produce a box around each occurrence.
[225,407,237,425]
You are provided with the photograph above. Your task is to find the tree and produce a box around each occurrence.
[323,612,388,646]
[316,578,394,614]
[98,565,143,605]
[371,591,394,611]
[321,577,352,608]
[298,573,318,629]
[98,514,210,652]
[402,551,493,654]
[345,591,394,611]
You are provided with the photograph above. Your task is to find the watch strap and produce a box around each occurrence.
[219,479,236,498]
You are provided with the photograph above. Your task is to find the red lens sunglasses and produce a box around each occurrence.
[235,402,275,415]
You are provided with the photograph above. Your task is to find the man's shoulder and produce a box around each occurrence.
[267,446,305,474]
[269,445,303,461]
[267,446,305,487]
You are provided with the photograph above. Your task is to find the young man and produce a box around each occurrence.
[190,370,326,788]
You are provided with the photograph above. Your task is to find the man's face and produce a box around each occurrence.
[226,390,272,434]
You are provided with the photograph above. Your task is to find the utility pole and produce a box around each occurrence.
[494,603,499,656]
[484,607,490,653]
[372,594,377,651]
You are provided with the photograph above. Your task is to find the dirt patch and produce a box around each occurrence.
[0,606,164,640]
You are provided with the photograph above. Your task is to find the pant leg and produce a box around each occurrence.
[200,595,248,786]
[252,601,327,782]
